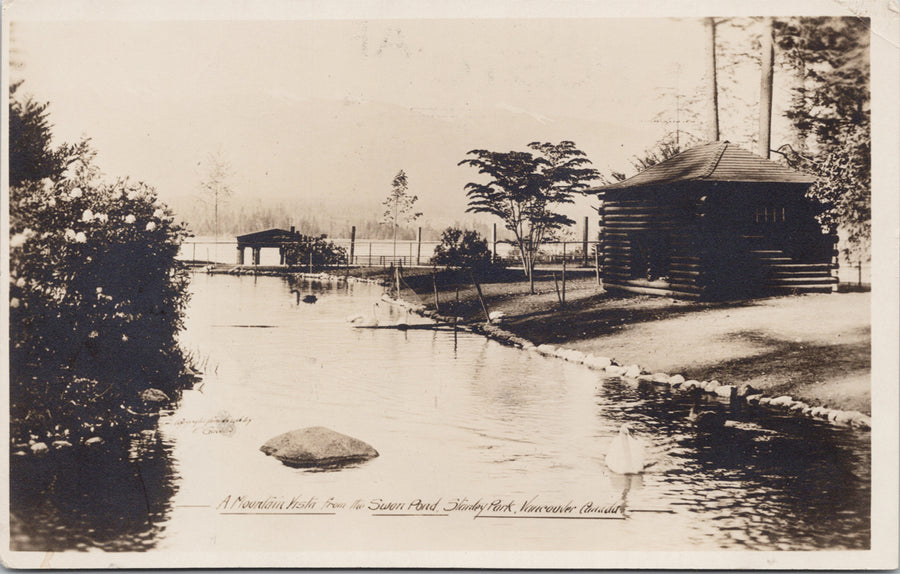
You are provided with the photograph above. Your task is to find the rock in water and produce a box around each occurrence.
[141,388,170,403]
[260,427,379,468]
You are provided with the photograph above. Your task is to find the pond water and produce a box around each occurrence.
[10,273,870,553]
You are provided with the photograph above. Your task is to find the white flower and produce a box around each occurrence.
[11,228,36,248]
[10,298,20,309]
[48,197,57,208]
[16,278,26,288]
[96,287,103,294]
[64,228,77,241]
[75,232,87,243]
[145,221,157,231]
[121,334,129,342]
[95,213,108,223]
[153,209,164,219]
[41,178,54,192]
[89,330,99,339]
[81,209,94,222]
[125,215,136,224]
[10,233,28,249]
[69,188,83,199]
[127,190,140,201]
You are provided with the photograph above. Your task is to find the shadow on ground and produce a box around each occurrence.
[682,328,871,399]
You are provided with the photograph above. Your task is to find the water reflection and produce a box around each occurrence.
[10,432,178,551]
[596,378,871,549]
[9,274,870,552]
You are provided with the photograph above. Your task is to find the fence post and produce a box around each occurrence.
[417,227,422,266]
[349,226,356,266]
[583,216,589,267]
[432,267,440,313]
[562,241,567,305]
[470,270,491,323]
[492,223,497,259]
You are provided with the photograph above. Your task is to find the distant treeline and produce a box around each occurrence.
[172,197,495,241]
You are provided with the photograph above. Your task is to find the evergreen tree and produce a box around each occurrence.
[379,170,422,259]
[774,16,870,259]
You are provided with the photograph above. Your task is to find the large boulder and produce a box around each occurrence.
[260,427,379,468]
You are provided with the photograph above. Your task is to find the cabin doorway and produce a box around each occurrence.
[630,232,670,282]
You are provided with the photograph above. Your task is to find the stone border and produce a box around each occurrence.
[291,271,384,285]
[447,318,871,431]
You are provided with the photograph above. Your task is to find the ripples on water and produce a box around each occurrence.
[10,274,870,552]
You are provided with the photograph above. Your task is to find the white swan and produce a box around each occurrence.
[605,423,648,475]
[348,302,380,327]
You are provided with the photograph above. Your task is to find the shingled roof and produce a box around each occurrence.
[595,141,816,191]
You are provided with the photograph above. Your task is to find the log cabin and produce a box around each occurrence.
[593,141,838,300]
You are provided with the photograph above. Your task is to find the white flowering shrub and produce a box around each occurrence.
[9,144,191,441]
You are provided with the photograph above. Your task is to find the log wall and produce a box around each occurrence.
[598,183,837,300]
[598,188,705,299]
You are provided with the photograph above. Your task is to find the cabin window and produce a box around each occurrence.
[755,205,786,224]
[630,232,670,282]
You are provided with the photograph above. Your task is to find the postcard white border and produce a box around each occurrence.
[1,0,897,569]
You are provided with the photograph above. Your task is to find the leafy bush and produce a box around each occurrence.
[283,234,347,268]
[431,227,496,276]
[9,139,190,442]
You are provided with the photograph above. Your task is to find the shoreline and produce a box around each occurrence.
[205,266,871,430]
[410,304,871,431]
[367,267,872,431]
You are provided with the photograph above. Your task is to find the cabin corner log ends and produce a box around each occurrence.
[593,141,838,301]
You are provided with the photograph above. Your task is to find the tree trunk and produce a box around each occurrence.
[790,46,808,154]
[516,240,530,279]
[704,17,720,141]
[528,256,535,295]
[758,17,774,158]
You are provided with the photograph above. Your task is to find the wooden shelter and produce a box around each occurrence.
[235,227,302,265]
[593,141,838,300]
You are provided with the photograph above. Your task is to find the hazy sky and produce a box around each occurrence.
[8,15,792,229]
